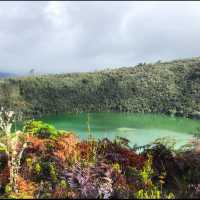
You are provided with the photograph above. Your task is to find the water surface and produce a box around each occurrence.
[36,112,200,148]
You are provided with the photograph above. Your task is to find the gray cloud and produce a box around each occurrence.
[0,1,200,74]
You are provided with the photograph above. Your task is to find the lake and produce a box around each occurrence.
[33,112,200,148]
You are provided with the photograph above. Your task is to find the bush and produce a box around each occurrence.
[23,120,58,139]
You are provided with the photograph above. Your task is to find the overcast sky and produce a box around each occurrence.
[0,1,200,74]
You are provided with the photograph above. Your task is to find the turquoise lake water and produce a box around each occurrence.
[33,112,200,148]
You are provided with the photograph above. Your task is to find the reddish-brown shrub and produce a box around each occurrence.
[53,133,79,164]
[97,139,146,171]
[9,176,39,199]
[76,140,97,161]
[25,135,48,154]
[0,165,9,188]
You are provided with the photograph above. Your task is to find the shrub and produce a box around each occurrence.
[96,138,146,171]
[135,155,175,199]
[23,120,58,139]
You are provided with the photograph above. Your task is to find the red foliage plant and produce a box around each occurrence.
[25,135,48,154]
[0,151,9,188]
[97,139,146,171]
[116,148,146,169]
[0,165,9,188]
[53,133,79,164]
[15,176,38,198]
[76,140,97,161]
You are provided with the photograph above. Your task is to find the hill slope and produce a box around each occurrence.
[0,57,200,118]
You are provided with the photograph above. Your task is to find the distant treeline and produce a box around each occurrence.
[0,57,200,119]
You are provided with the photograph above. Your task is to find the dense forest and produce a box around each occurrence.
[0,57,200,119]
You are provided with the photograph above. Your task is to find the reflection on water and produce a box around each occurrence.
[115,128,193,148]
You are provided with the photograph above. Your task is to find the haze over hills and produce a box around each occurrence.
[0,72,15,78]
[0,71,31,78]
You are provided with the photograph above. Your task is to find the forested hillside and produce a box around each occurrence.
[0,57,200,119]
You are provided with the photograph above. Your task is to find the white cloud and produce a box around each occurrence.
[0,1,200,74]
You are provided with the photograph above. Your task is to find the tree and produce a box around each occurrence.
[0,81,28,121]
[29,69,35,76]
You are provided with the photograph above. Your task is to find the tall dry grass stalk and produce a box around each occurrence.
[0,107,27,193]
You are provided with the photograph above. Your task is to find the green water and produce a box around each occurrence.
[34,112,200,148]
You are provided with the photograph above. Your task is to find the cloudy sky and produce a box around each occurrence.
[0,1,200,74]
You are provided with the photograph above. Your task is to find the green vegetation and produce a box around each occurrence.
[0,118,199,198]
[23,120,58,139]
[0,57,200,119]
